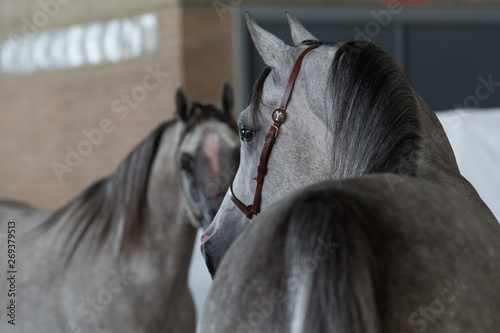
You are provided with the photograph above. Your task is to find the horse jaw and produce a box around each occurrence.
[286,12,318,46]
[201,193,250,278]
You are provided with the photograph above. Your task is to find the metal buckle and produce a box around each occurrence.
[271,125,279,138]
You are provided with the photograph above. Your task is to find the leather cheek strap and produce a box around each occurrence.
[229,124,278,219]
[252,125,278,215]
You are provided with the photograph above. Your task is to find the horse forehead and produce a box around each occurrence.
[303,47,337,81]
[293,47,336,98]
[261,46,337,106]
[179,120,238,155]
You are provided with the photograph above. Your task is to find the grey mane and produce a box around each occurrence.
[328,41,421,179]
[249,66,272,124]
[37,120,174,264]
[250,41,421,179]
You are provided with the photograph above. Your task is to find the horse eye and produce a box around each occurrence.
[239,127,254,142]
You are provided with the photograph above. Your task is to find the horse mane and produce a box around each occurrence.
[248,41,421,180]
[37,120,174,264]
[249,66,272,125]
[327,40,421,179]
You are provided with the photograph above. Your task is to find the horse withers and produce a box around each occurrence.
[200,14,500,333]
[0,83,239,333]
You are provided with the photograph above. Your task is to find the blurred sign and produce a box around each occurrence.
[1,13,159,75]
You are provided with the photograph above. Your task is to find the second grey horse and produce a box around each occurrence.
[0,84,239,333]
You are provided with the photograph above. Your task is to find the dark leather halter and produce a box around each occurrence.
[230,44,320,222]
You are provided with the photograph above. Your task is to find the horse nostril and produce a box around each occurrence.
[201,216,220,244]
[201,231,209,244]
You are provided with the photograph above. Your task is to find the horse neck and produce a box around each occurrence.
[411,95,472,190]
[143,121,197,279]
[385,94,489,212]
[37,120,197,282]
[142,204,197,283]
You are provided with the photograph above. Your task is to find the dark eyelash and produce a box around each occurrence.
[238,126,255,142]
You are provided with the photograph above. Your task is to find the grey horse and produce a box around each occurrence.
[200,14,500,333]
[0,84,239,333]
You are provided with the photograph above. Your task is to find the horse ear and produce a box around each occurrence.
[176,88,190,122]
[221,82,233,115]
[246,12,292,68]
[286,12,318,46]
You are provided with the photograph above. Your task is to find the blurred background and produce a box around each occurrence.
[0,0,232,207]
[1,0,499,209]
[1,0,499,328]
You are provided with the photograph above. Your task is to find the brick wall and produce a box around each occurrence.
[181,4,233,105]
[0,2,184,209]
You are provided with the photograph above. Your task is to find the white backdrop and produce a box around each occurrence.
[188,230,212,331]
[437,109,500,221]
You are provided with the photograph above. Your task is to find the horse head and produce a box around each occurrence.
[202,13,459,276]
[201,14,335,276]
[175,84,240,231]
